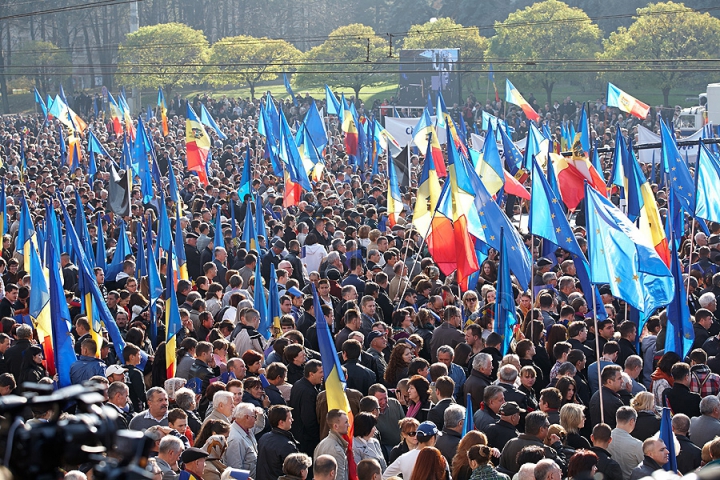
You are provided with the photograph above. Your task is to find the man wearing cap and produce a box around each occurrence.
[534,258,554,287]
[485,401,523,450]
[261,240,284,285]
[366,331,388,382]
[180,447,208,480]
[382,421,442,480]
[185,233,202,281]
[106,364,127,383]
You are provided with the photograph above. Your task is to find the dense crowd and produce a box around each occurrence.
[0,89,716,480]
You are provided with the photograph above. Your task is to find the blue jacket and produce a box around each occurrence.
[69,355,106,385]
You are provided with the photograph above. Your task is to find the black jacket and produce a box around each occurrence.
[485,419,519,450]
[498,382,529,411]
[124,364,147,413]
[5,339,31,380]
[0,298,14,320]
[427,398,454,430]
[265,384,286,406]
[677,434,702,474]
[185,244,202,280]
[617,338,637,369]
[188,359,220,395]
[256,428,299,480]
[434,428,462,466]
[631,411,660,441]
[663,383,701,418]
[590,446,623,480]
[589,386,624,428]
[464,369,492,412]
[288,377,320,455]
[568,338,596,365]
[630,456,663,480]
[344,359,375,396]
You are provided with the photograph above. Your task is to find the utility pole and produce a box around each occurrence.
[129,1,140,113]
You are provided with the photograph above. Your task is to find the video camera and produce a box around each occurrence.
[0,382,155,480]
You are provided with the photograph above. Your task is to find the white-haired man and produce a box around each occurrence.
[224,402,265,476]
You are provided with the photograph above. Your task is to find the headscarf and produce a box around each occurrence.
[203,434,227,461]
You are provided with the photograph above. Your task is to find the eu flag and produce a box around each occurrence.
[494,229,517,355]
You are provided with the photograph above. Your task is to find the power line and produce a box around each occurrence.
[0,0,144,21]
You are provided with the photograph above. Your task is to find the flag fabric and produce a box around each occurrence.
[158,87,169,136]
[237,148,252,200]
[118,93,135,140]
[578,103,590,153]
[340,101,359,158]
[28,244,54,375]
[253,254,268,324]
[17,196,36,269]
[107,221,131,281]
[661,119,696,216]
[175,209,189,281]
[304,100,328,151]
[312,282,358,480]
[279,110,312,192]
[283,73,298,106]
[325,85,340,116]
[165,245,183,378]
[213,206,224,257]
[550,134,606,211]
[659,408,678,472]
[107,93,124,136]
[145,223,162,347]
[242,201,259,252]
[462,393,474,435]
[387,152,404,227]
[665,233,694,359]
[505,79,539,123]
[412,109,447,177]
[95,215,106,272]
[498,123,523,175]
[696,140,720,224]
[134,116,154,204]
[200,103,228,140]
[607,83,650,119]
[0,179,7,241]
[584,184,673,313]
[426,182,457,276]
[255,193,267,241]
[108,163,131,216]
[412,139,442,236]
[264,264,280,339]
[157,194,173,253]
[34,87,48,118]
[494,229,517,356]
[392,145,412,189]
[475,123,505,196]
[186,103,211,185]
[47,230,77,388]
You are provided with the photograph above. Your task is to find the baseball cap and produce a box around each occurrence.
[416,421,441,439]
[367,331,385,343]
[106,365,128,376]
[499,401,526,416]
[537,257,553,267]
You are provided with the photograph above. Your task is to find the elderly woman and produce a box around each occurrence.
[278,453,313,480]
[203,435,228,480]
[631,392,660,440]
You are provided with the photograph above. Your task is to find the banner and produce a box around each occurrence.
[384,116,446,147]
[637,125,702,165]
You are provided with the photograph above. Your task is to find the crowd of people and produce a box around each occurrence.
[0,87,717,480]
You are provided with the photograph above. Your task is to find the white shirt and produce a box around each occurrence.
[382,447,420,479]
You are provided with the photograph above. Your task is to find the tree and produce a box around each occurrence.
[206,36,301,99]
[598,1,720,106]
[11,41,71,94]
[487,0,602,105]
[116,23,209,92]
[402,18,489,96]
[294,24,393,99]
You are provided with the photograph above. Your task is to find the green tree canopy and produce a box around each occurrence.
[12,41,71,93]
[487,0,602,105]
[598,1,720,106]
[116,23,209,92]
[206,36,301,99]
[294,23,393,99]
[402,18,489,96]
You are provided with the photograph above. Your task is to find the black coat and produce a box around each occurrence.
[344,359,375,396]
[568,338,596,365]
[188,359,221,395]
[265,384,286,406]
[427,398,454,430]
[631,411,660,441]
[498,382,529,411]
[256,428,299,480]
[185,244,202,280]
[589,386,624,429]
[590,446,623,480]
[617,338,637,369]
[485,419,519,450]
[663,383,701,418]
[5,339,31,381]
[676,434,702,474]
[288,378,320,455]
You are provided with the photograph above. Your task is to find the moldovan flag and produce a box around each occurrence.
[158,87,169,136]
[412,140,442,236]
[387,154,404,227]
[551,133,606,211]
[607,83,650,119]
[505,79,539,123]
[107,93,124,136]
[186,103,211,185]
[312,283,358,480]
[413,108,447,177]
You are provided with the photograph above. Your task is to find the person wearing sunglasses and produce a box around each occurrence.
[389,417,420,463]
[462,291,481,324]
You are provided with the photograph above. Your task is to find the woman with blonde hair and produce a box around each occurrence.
[560,403,590,450]
[389,417,420,463]
[630,391,660,440]
[452,431,490,480]
[462,291,481,324]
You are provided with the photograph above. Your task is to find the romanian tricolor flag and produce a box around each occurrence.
[28,244,54,375]
[607,83,650,119]
[437,93,468,155]
[474,123,505,196]
[340,102,359,157]
[107,93,124,136]
[119,93,136,141]
[412,139,442,237]
[312,283,358,480]
[165,247,183,378]
[186,103,211,185]
[413,108,446,177]
[284,171,302,207]
[427,182,458,276]
[505,79,539,123]
[387,154,404,227]
[158,87,169,136]
[550,133,606,211]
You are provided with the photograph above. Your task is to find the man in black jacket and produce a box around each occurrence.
[485,401,522,450]
[663,362,702,418]
[589,365,625,428]
[188,341,221,395]
[5,324,32,380]
[341,339,375,396]
[256,405,299,480]
[590,423,623,480]
[427,376,455,430]
[617,321,638,369]
[288,359,323,456]
[629,438,669,480]
[184,233,203,280]
[0,284,17,319]
[672,414,702,474]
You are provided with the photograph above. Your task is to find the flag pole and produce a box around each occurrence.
[592,280,604,424]
[398,199,442,304]
[685,219,696,299]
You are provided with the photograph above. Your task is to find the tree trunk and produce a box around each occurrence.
[543,80,554,106]
[249,83,256,100]
[663,87,670,108]
[0,24,9,114]
[354,85,362,100]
